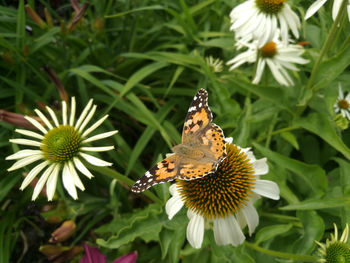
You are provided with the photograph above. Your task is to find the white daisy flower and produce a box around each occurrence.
[334,84,350,120]
[315,223,350,263]
[6,97,118,201]
[205,56,223,73]
[165,137,280,248]
[226,36,309,86]
[229,0,300,47]
[305,0,350,21]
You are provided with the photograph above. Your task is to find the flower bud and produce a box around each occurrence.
[49,220,76,243]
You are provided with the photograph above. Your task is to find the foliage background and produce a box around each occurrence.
[0,0,350,262]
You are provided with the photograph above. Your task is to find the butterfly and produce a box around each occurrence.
[131,89,227,193]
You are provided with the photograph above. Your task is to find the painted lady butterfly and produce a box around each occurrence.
[131,89,227,193]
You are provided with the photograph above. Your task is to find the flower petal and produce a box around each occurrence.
[305,0,327,19]
[32,164,55,200]
[79,152,113,167]
[81,244,106,263]
[80,146,114,152]
[9,138,42,147]
[46,164,60,201]
[62,164,78,199]
[240,202,259,236]
[35,109,53,129]
[75,99,93,130]
[69,97,76,126]
[253,179,280,200]
[6,149,42,160]
[7,154,44,171]
[68,161,85,191]
[165,195,184,220]
[186,210,204,249]
[112,251,138,263]
[81,130,118,144]
[73,157,93,179]
[46,106,60,127]
[20,161,50,190]
[24,116,47,134]
[62,101,68,125]
[253,158,269,175]
[78,105,97,133]
[81,115,109,138]
[15,129,44,140]
[213,214,245,246]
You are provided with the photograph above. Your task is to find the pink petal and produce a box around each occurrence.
[80,244,106,263]
[112,251,138,263]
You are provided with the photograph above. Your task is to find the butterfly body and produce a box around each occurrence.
[131,89,226,193]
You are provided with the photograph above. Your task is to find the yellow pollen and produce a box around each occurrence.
[255,0,286,14]
[338,99,350,110]
[261,41,277,58]
[176,143,255,219]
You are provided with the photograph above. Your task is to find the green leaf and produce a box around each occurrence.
[280,131,299,150]
[293,210,324,254]
[0,174,21,203]
[106,5,165,18]
[120,61,169,97]
[280,197,350,210]
[313,43,350,90]
[253,143,327,196]
[255,224,293,245]
[295,113,350,160]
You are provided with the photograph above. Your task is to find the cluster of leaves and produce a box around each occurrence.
[0,0,350,262]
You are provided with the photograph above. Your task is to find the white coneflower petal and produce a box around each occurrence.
[62,164,78,199]
[15,129,44,140]
[334,84,350,121]
[186,210,204,249]
[46,164,60,201]
[46,106,59,127]
[78,105,97,133]
[20,161,50,190]
[81,115,109,138]
[32,164,55,200]
[7,98,117,201]
[73,157,93,179]
[6,149,42,160]
[7,154,43,171]
[69,97,76,126]
[25,116,47,134]
[253,180,280,200]
[79,152,113,166]
[165,139,280,249]
[34,109,53,129]
[68,161,85,191]
[213,215,245,246]
[240,203,259,235]
[305,0,327,19]
[75,99,93,130]
[82,130,118,144]
[80,146,114,152]
[62,101,68,125]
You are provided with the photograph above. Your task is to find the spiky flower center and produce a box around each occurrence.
[324,242,350,263]
[176,144,255,219]
[255,0,286,14]
[261,41,277,58]
[338,99,350,110]
[41,125,81,163]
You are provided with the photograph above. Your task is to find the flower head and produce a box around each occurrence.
[227,35,309,86]
[305,0,350,21]
[80,244,138,263]
[206,56,223,73]
[316,223,350,263]
[334,84,350,120]
[165,138,279,248]
[6,97,118,201]
[229,0,300,47]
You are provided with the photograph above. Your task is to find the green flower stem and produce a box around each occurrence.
[244,242,318,262]
[86,164,162,204]
[297,0,348,116]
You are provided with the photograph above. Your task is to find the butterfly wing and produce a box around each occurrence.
[131,154,179,193]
